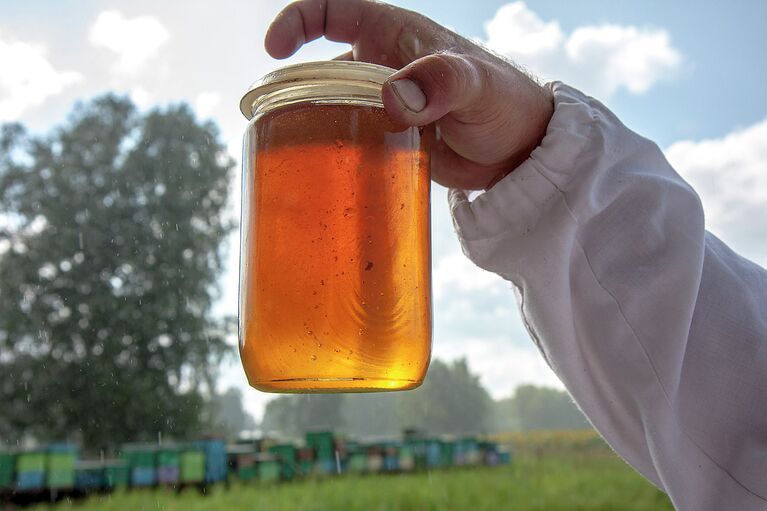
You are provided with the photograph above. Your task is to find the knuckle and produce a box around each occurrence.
[418,53,479,98]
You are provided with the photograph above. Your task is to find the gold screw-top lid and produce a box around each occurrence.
[239,60,396,120]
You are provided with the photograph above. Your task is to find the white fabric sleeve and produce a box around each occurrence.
[449,82,767,511]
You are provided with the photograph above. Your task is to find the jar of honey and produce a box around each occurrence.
[238,61,432,392]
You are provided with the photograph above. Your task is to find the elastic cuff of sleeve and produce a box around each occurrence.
[449,82,597,243]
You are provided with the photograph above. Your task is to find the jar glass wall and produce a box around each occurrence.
[239,62,432,392]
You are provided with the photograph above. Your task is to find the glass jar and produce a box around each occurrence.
[238,61,432,392]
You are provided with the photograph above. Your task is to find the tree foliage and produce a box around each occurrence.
[209,387,257,438]
[494,384,590,432]
[397,358,493,435]
[261,358,494,439]
[260,361,592,438]
[0,95,234,449]
[262,394,345,439]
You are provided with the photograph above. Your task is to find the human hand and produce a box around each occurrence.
[265,0,554,190]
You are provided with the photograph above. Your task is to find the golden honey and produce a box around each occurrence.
[239,62,432,392]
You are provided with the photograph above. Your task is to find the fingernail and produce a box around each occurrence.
[391,79,426,113]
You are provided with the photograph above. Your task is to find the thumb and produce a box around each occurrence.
[381,52,486,126]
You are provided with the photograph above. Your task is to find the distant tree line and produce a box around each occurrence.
[261,358,590,440]
[494,384,590,432]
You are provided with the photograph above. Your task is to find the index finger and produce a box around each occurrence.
[264,0,456,68]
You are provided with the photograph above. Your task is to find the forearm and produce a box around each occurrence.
[450,82,767,510]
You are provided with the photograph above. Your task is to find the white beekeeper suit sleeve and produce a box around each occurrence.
[449,82,767,511]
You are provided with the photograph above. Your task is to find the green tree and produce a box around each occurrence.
[341,393,399,438]
[261,396,299,438]
[260,358,493,438]
[210,387,257,439]
[494,384,590,432]
[397,358,493,435]
[0,95,234,449]
[295,394,344,433]
[262,394,344,439]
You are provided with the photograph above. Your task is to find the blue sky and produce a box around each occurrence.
[2,0,766,418]
[404,0,767,146]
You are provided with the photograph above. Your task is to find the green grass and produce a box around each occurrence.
[34,455,672,511]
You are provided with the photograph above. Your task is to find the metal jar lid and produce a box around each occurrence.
[239,60,396,120]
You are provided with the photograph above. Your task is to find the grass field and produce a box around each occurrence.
[32,453,673,511]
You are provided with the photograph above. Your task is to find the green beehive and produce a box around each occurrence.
[104,460,129,488]
[16,451,46,473]
[305,431,335,461]
[404,439,427,470]
[121,445,156,468]
[367,453,383,473]
[299,459,313,477]
[346,453,367,473]
[398,445,415,471]
[440,441,454,467]
[156,446,180,485]
[47,445,77,489]
[157,448,180,468]
[0,451,15,489]
[16,451,46,490]
[257,458,281,483]
[457,437,480,465]
[268,444,297,480]
[238,465,257,481]
[179,450,205,483]
[233,451,258,481]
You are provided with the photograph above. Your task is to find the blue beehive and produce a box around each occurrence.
[314,458,336,475]
[15,450,46,490]
[425,441,442,468]
[131,467,156,487]
[156,446,180,485]
[75,461,106,490]
[195,439,227,484]
[122,444,157,487]
[382,443,399,472]
[16,471,45,490]
[156,466,179,485]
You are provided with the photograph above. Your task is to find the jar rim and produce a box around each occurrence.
[239,60,397,120]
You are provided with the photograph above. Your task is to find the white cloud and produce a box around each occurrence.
[0,32,82,122]
[195,91,222,119]
[89,10,170,74]
[565,25,682,95]
[666,118,767,267]
[482,2,682,98]
[129,87,152,108]
[484,2,563,56]
[433,250,505,299]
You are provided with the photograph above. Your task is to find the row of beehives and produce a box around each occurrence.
[0,432,511,501]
